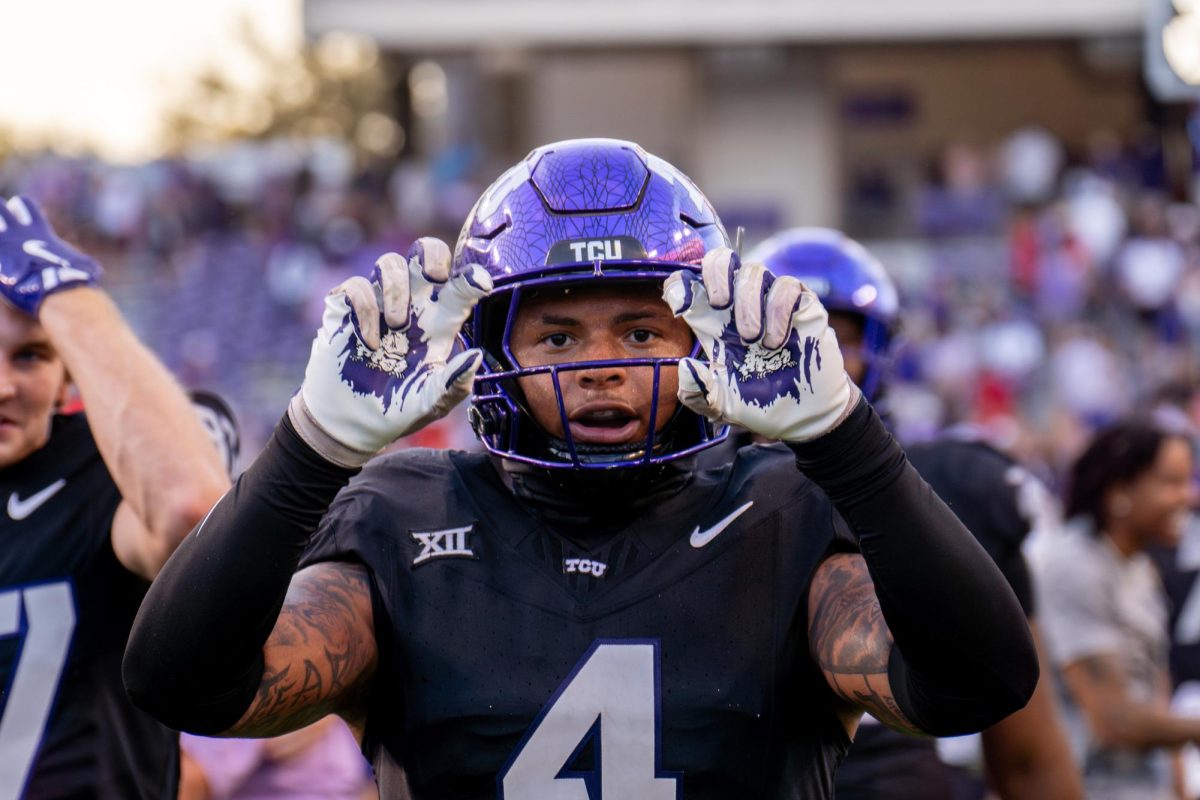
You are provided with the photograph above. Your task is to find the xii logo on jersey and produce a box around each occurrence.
[411,524,476,566]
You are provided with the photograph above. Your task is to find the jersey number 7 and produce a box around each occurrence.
[0,582,76,800]
[499,640,681,799]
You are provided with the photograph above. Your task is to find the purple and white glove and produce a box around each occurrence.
[662,247,860,443]
[0,196,100,316]
[287,237,493,467]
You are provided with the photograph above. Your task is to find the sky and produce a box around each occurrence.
[0,0,301,162]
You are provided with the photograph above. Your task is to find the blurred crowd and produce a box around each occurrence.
[5,124,1199,489]
[857,123,1200,491]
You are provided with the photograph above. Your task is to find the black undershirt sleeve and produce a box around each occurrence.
[790,400,1039,736]
[123,413,358,735]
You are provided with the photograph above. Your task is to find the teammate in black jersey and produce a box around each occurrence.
[750,228,1082,799]
[0,197,229,798]
[125,138,1038,799]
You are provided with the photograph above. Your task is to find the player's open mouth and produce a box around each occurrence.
[568,403,642,444]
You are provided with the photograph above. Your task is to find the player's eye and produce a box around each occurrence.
[542,332,573,348]
[628,329,656,345]
[13,348,46,365]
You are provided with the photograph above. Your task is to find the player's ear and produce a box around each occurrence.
[53,369,73,411]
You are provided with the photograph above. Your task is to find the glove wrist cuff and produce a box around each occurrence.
[782,379,862,443]
[822,381,862,438]
[287,393,378,469]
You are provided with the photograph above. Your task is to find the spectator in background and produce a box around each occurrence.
[1062,173,1127,271]
[179,717,377,800]
[998,125,1064,207]
[1047,328,1129,429]
[0,196,229,797]
[1036,418,1198,800]
[1115,194,1187,333]
[1030,205,1093,325]
[917,142,1006,237]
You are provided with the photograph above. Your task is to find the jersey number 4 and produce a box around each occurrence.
[0,582,76,800]
[500,640,681,799]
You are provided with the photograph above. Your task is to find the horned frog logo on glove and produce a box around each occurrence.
[663,248,858,442]
[351,330,411,379]
[339,313,424,404]
[738,342,800,383]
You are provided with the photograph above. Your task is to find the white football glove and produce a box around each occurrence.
[288,238,493,467]
[662,247,860,443]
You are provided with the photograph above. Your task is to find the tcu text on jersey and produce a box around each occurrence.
[563,558,608,578]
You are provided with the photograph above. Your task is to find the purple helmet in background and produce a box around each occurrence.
[454,138,731,469]
[748,228,899,402]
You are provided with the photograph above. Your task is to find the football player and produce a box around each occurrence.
[125,139,1037,798]
[0,197,229,797]
[189,388,241,478]
[749,228,1082,799]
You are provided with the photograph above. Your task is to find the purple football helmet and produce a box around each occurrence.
[455,138,731,469]
[748,228,899,402]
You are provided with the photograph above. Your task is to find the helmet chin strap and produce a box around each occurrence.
[546,437,652,464]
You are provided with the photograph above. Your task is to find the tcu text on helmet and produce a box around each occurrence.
[545,236,648,266]
[570,239,623,261]
[563,557,608,578]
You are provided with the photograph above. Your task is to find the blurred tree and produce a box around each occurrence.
[162,18,406,160]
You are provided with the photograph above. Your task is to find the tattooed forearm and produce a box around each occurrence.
[850,684,916,733]
[810,553,891,673]
[809,553,922,735]
[229,561,378,737]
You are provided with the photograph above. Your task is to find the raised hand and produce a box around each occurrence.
[662,247,859,442]
[0,196,100,316]
[288,237,493,467]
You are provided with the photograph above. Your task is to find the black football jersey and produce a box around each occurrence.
[834,437,1038,800]
[1148,527,1200,688]
[0,414,179,799]
[300,443,850,799]
[905,440,1035,615]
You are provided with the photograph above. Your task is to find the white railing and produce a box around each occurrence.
[303,0,1143,50]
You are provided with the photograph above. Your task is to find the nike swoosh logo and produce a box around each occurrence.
[22,240,72,269]
[191,492,228,540]
[8,479,66,520]
[689,501,755,548]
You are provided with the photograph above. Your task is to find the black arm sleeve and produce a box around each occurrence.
[122,413,359,735]
[791,401,1039,736]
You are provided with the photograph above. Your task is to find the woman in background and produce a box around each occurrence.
[1036,417,1197,799]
